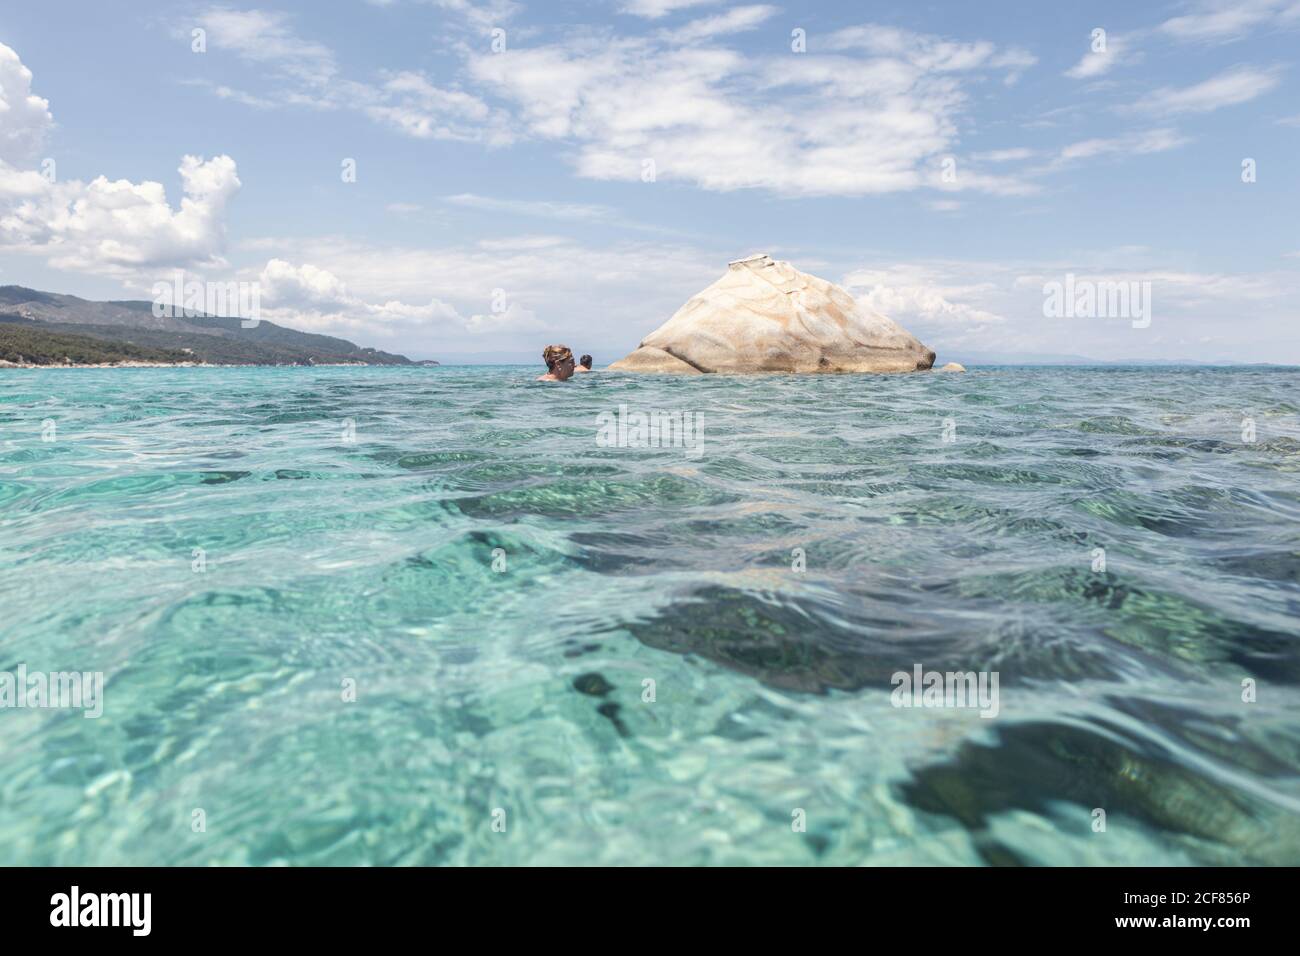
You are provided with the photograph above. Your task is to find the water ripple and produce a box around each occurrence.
[1,365,1298,865]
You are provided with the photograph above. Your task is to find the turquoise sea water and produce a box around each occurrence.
[1,365,1298,866]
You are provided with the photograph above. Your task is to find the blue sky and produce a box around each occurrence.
[1,0,1298,362]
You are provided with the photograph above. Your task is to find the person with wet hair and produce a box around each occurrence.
[538,344,576,381]
[576,354,593,373]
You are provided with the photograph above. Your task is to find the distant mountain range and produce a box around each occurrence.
[0,286,431,366]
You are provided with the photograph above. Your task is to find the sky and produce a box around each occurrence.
[1,0,1298,363]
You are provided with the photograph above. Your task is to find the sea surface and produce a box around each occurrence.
[1,365,1298,866]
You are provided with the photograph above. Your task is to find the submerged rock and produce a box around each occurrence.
[938,362,966,372]
[609,254,935,374]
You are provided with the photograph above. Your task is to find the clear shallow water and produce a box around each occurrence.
[1,365,1299,866]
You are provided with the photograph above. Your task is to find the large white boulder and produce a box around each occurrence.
[609,254,935,374]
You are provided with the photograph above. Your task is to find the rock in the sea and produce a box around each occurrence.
[938,362,966,372]
[609,254,935,374]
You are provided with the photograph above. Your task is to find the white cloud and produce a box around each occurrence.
[843,265,1006,326]
[1130,65,1282,114]
[439,194,687,237]
[0,42,242,282]
[363,71,499,142]
[1049,128,1189,167]
[474,235,569,251]
[186,12,1225,199]
[192,8,337,85]
[971,148,1035,162]
[0,164,49,201]
[822,25,1038,101]
[824,25,1037,79]
[1011,268,1292,305]
[363,0,521,25]
[260,258,354,308]
[1021,104,1087,130]
[257,257,470,337]
[182,79,283,109]
[1065,34,1136,79]
[1,154,240,279]
[228,233,723,354]
[443,193,616,222]
[468,24,1039,197]
[1160,0,1300,42]
[666,5,778,43]
[185,7,507,143]
[424,0,521,30]
[0,43,53,165]
[621,0,718,18]
[836,256,1300,362]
